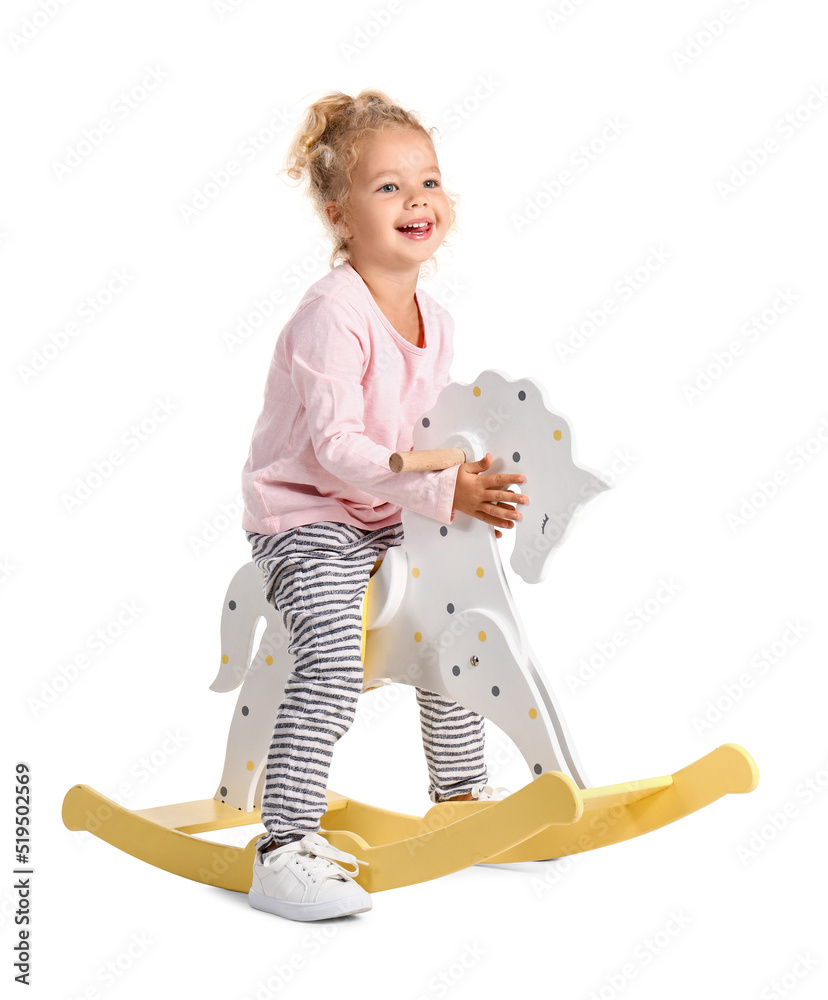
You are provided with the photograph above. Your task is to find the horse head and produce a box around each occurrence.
[412,369,611,583]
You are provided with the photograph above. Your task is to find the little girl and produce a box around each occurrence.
[240,89,528,922]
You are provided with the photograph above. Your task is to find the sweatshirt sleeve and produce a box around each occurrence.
[285,295,459,524]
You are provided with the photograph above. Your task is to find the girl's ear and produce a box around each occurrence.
[325,200,351,240]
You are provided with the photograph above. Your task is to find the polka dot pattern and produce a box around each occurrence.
[398,383,559,781]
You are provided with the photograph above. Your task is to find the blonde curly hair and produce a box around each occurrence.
[279,89,458,277]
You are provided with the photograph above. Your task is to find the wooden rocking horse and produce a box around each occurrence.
[62,370,759,895]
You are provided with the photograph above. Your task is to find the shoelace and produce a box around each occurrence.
[261,832,369,881]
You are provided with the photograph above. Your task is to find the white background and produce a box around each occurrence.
[3,0,827,997]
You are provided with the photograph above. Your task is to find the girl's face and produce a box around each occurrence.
[328,129,450,273]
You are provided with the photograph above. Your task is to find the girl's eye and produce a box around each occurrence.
[378,179,440,193]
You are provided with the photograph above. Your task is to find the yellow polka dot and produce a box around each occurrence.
[473,386,481,397]
[412,567,420,578]
[246,760,255,771]
[476,566,484,578]
[553,429,562,441]
[478,631,487,642]
[265,655,273,665]
[528,707,538,719]
[414,632,422,642]
[221,654,229,664]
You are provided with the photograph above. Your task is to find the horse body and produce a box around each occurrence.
[210,371,610,810]
[363,370,610,788]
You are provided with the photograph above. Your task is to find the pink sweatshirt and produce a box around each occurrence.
[241,261,460,534]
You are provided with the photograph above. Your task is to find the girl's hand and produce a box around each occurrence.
[452,453,528,538]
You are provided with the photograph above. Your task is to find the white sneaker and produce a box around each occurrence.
[474,785,511,801]
[248,832,372,921]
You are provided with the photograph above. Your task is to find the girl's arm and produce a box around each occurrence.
[286,297,459,524]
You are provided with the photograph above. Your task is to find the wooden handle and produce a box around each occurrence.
[389,447,467,473]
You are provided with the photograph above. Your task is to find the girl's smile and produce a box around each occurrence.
[396,219,434,240]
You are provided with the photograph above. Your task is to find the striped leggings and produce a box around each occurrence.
[246,521,489,852]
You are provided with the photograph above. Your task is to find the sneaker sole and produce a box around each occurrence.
[248,888,372,921]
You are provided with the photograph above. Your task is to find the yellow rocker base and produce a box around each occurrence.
[61,743,757,894]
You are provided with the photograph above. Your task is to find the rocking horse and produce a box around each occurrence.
[62,370,759,895]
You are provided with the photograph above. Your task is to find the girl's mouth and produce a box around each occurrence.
[396,222,433,240]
